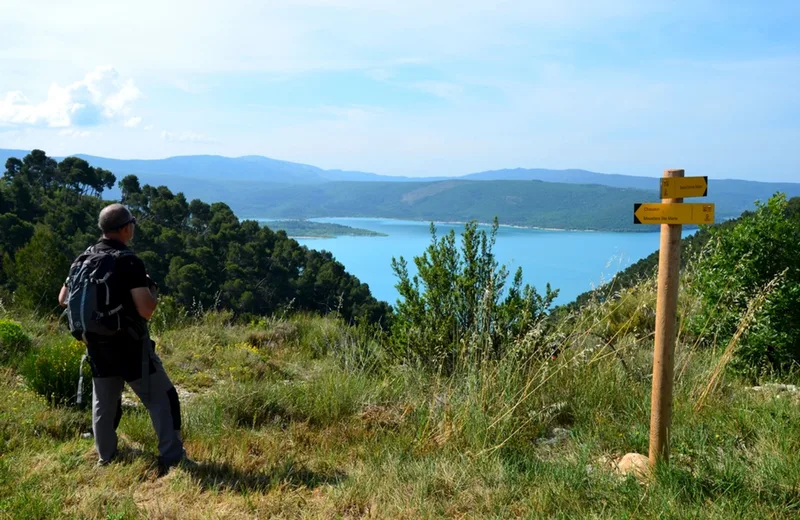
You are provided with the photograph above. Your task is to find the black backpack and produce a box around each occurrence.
[66,246,134,341]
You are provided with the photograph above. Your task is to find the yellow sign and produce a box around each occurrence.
[660,176,708,199]
[634,203,715,225]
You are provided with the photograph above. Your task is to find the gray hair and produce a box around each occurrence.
[98,204,133,233]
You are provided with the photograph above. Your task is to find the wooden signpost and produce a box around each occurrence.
[634,169,714,467]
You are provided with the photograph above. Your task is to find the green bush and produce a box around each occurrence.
[692,193,800,378]
[0,319,32,363]
[21,338,90,406]
[3,226,72,312]
[150,295,190,334]
[391,220,558,371]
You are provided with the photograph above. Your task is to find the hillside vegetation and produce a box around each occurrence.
[1,151,799,518]
[101,175,798,232]
[231,180,654,231]
[0,150,390,325]
[5,148,799,232]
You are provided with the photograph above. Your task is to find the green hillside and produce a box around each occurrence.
[104,175,785,232]
[233,180,656,231]
[3,149,797,232]
[0,150,391,325]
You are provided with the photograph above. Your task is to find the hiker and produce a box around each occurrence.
[59,203,188,471]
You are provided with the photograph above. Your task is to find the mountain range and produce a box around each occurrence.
[2,148,799,231]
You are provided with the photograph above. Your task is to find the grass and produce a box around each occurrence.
[0,289,798,519]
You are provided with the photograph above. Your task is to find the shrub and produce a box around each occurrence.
[694,194,800,379]
[150,295,190,334]
[3,226,71,312]
[245,321,299,349]
[217,342,286,383]
[0,319,32,363]
[21,338,90,406]
[391,220,558,371]
[692,193,800,378]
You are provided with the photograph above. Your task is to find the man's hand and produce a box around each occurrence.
[58,285,68,308]
[131,286,158,320]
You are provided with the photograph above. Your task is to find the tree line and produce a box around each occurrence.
[0,150,392,326]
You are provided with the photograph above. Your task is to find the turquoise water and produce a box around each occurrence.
[286,218,692,306]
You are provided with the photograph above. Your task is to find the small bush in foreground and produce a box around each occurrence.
[0,319,32,363]
[21,337,90,406]
[391,220,558,371]
[692,193,800,378]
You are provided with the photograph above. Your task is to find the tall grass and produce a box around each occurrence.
[1,266,798,518]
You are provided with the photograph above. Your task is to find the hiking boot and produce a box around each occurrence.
[157,454,197,476]
[96,451,117,467]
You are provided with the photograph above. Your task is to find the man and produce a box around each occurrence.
[59,203,187,471]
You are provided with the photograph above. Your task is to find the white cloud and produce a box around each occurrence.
[161,130,217,144]
[0,66,141,128]
[58,129,91,138]
[124,116,142,128]
[143,124,154,131]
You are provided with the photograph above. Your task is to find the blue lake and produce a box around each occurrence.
[283,218,692,306]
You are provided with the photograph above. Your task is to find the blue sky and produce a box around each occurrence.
[0,0,798,181]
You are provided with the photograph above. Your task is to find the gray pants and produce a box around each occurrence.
[92,357,184,465]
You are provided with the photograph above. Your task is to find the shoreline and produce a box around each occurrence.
[281,216,661,234]
[244,215,666,234]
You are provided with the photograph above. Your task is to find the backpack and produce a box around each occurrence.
[66,246,134,342]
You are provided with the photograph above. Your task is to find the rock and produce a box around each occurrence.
[616,453,650,480]
[750,383,798,393]
[536,427,572,446]
[81,432,93,439]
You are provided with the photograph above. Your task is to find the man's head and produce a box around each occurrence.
[98,204,136,244]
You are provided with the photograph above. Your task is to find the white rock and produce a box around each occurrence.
[616,453,650,480]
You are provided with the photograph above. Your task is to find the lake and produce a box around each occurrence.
[286,218,693,306]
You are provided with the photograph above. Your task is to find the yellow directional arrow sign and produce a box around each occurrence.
[660,176,708,199]
[634,203,715,225]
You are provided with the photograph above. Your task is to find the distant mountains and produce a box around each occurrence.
[2,148,799,231]
[0,149,435,184]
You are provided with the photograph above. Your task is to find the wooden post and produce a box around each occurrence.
[649,168,684,467]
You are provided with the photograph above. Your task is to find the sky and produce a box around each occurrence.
[0,0,799,181]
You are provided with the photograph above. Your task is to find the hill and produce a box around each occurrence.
[3,147,797,192]
[195,179,656,231]
[100,175,777,232]
[0,150,391,325]
[0,149,428,184]
[3,148,799,231]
